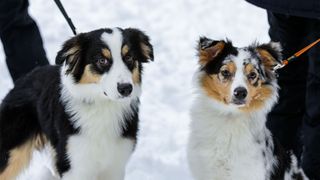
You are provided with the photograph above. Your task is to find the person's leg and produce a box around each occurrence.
[266,12,309,158]
[301,19,320,180]
[0,0,48,82]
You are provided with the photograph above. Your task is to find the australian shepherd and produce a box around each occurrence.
[0,27,153,180]
[188,37,308,180]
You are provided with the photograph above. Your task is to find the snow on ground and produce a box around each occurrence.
[0,0,269,179]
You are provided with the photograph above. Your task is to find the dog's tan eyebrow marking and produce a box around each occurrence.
[102,48,111,59]
[244,63,256,74]
[225,62,236,73]
[122,45,129,56]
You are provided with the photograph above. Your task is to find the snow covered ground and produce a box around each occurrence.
[0,0,270,179]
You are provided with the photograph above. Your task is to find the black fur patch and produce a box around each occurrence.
[200,39,238,74]
[122,28,154,63]
[122,100,140,144]
[0,66,79,175]
[269,138,292,179]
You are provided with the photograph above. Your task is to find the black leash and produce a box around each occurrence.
[53,0,77,35]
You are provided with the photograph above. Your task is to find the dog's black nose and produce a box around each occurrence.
[233,87,247,100]
[117,83,133,97]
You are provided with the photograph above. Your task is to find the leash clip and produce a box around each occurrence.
[272,63,285,72]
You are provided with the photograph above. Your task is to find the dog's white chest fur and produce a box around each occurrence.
[188,97,274,180]
[61,99,135,180]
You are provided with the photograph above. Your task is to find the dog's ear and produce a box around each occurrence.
[198,37,226,65]
[56,34,85,74]
[256,42,282,70]
[124,28,154,63]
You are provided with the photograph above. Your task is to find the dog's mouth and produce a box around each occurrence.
[103,91,132,101]
[230,99,246,107]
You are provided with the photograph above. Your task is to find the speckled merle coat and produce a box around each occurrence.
[188,37,308,180]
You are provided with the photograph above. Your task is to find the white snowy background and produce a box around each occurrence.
[0,0,270,179]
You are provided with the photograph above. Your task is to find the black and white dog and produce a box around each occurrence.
[188,37,308,180]
[0,27,153,180]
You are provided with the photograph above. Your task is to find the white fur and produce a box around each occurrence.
[17,145,59,180]
[229,51,249,96]
[55,28,140,180]
[60,89,137,180]
[284,154,309,180]
[269,42,282,54]
[188,91,277,180]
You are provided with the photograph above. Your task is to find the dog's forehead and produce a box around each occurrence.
[223,48,259,68]
[100,28,123,48]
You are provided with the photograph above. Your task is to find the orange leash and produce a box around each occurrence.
[273,38,320,71]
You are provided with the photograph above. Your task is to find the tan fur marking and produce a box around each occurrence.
[227,62,236,72]
[201,73,232,104]
[79,65,102,84]
[132,62,140,84]
[257,49,277,68]
[63,46,80,74]
[122,45,129,56]
[240,84,273,112]
[0,134,46,180]
[102,48,111,59]
[199,42,225,65]
[221,62,236,76]
[141,43,152,59]
[241,62,274,111]
[244,63,255,74]
[201,61,235,104]
[63,46,79,58]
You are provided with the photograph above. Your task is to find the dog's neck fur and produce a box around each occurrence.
[189,90,278,179]
[192,93,269,138]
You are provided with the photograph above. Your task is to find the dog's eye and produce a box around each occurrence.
[97,58,109,66]
[248,72,257,80]
[221,70,231,78]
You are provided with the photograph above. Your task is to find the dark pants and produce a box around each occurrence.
[267,12,320,179]
[0,0,48,82]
